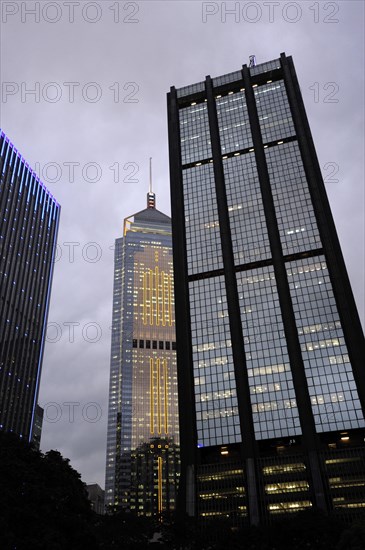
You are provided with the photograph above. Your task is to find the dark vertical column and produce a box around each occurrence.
[281,53,365,412]
[205,76,260,526]
[167,87,197,519]
[242,65,327,513]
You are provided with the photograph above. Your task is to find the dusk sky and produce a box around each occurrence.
[1,0,363,489]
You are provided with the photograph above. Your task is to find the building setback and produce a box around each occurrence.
[105,191,179,516]
[86,483,105,515]
[167,53,365,525]
[0,130,60,442]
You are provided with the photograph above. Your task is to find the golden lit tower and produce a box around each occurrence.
[105,179,179,516]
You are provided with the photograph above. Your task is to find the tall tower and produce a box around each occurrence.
[0,130,60,442]
[167,53,365,525]
[105,186,179,516]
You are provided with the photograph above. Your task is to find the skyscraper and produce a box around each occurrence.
[86,483,105,515]
[0,130,60,442]
[31,404,44,450]
[105,189,179,516]
[167,53,365,526]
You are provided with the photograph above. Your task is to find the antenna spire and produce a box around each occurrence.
[147,157,156,209]
[149,157,152,193]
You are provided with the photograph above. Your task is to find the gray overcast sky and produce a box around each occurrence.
[0,0,364,489]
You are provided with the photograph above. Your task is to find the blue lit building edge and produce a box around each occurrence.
[0,129,60,441]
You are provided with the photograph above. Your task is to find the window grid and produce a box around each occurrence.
[180,103,212,164]
[216,92,253,153]
[223,153,271,264]
[212,70,243,87]
[176,81,205,98]
[254,80,296,143]
[183,164,223,275]
[266,141,322,255]
[287,256,365,432]
[237,266,302,440]
[250,59,281,76]
[189,276,241,447]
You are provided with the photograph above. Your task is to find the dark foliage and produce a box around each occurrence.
[0,431,96,550]
[336,519,365,550]
[95,508,155,549]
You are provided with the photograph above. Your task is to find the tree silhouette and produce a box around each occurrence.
[0,431,96,549]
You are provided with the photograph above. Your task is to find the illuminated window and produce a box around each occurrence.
[265,481,309,494]
[263,463,306,475]
[268,501,312,514]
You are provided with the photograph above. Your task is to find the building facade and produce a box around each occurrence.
[86,483,105,515]
[0,130,60,442]
[167,53,365,525]
[105,192,179,516]
[31,403,44,450]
